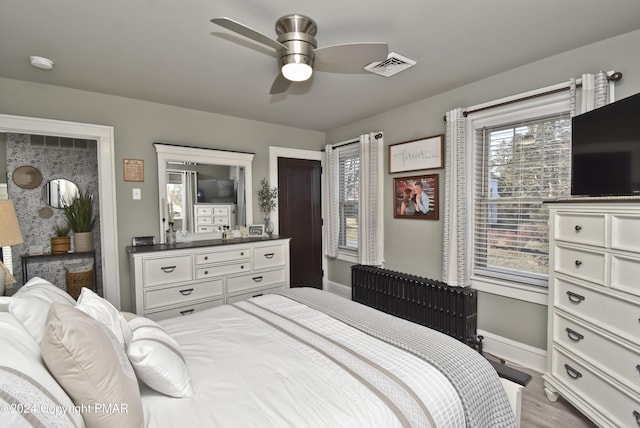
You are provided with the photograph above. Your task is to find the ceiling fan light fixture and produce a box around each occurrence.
[281,57,313,82]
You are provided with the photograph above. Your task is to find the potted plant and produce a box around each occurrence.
[51,222,71,254]
[257,178,278,236]
[63,187,97,252]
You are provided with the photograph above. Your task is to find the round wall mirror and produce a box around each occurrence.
[41,179,79,209]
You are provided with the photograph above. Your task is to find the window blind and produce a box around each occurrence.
[473,113,571,285]
[339,150,360,249]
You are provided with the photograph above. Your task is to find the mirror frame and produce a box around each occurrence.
[154,143,254,243]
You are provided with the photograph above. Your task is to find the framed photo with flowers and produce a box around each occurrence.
[393,174,439,220]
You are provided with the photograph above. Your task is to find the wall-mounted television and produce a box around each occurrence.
[571,91,640,197]
[197,178,235,203]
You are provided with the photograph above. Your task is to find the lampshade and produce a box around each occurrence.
[0,200,24,247]
[282,61,313,82]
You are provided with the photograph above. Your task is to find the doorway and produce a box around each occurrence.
[277,157,323,288]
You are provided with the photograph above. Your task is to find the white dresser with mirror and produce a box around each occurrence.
[128,237,290,321]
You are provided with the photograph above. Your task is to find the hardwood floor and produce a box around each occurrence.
[488,355,597,428]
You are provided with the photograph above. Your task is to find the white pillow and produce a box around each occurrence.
[127,315,194,398]
[76,287,132,347]
[15,276,77,305]
[8,278,77,344]
[41,304,143,428]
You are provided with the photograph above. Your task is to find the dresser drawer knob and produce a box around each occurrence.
[160,266,176,273]
[564,364,582,380]
[240,265,245,269]
[633,410,640,425]
[574,225,582,232]
[204,256,209,261]
[574,260,582,267]
[565,328,584,342]
[252,293,264,298]
[203,270,209,275]
[566,291,585,304]
[252,276,263,282]
[636,364,640,374]
[240,252,245,256]
[179,288,194,296]
[179,309,195,316]
[264,253,275,259]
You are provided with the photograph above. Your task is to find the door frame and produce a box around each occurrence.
[0,114,121,308]
[269,146,326,289]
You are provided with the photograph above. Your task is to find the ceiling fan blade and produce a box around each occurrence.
[270,72,292,94]
[314,42,388,69]
[211,17,288,51]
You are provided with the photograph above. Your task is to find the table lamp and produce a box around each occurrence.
[0,200,24,295]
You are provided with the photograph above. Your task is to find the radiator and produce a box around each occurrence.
[351,265,480,349]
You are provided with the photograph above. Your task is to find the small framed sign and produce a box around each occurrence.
[124,159,144,182]
[389,134,444,173]
[248,224,264,236]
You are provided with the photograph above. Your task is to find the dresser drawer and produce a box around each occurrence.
[145,279,224,310]
[143,255,193,287]
[611,254,640,297]
[612,214,640,253]
[551,349,640,428]
[554,245,605,285]
[227,268,286,294]
[253,244,286,270]
[553,313,640,393]
[196,262,248,279]
[197,216,213,225]
[197,226,216,233]
[195,248,250,265]
[555,278,640,343]
[145,298,222,321]
[554,213,606,247]
[196,206,213,216]
[212,216,227,225]
[227,284,286,304]
[213,207,228,216]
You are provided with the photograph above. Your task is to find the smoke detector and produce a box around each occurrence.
[29,56,54,70]
[365,52,416,77]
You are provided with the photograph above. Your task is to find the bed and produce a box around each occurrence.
[0,277,518,428]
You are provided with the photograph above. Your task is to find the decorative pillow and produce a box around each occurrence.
[76,287,132,347]
[41,304,144,428]
[0,311,85,428]
[15,276,77,305]
[127,314,194,398]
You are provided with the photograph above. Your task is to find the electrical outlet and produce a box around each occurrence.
[132,188,141,200]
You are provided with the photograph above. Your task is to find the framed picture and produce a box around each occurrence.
[123,159,144,182]
[393,174,439,220]
[248,224,265,236]
[388,134,444,173]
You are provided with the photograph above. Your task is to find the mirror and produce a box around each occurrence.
[41,178,79,208]
[155,143,254,243]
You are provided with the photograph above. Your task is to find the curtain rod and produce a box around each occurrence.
[329,133,383,150]
[443,71,623,121]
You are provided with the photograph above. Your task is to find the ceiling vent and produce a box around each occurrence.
[365,52,416,77]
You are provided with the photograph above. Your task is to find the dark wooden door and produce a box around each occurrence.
[277,157,322,288]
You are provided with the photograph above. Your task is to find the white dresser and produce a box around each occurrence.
[193,204,236,232]
[544,202,640,427]
[129,237,290,321]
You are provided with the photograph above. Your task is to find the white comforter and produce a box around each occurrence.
[142,294,465,428]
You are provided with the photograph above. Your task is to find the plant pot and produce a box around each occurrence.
[51,236,71,254]
[73,232,94,253]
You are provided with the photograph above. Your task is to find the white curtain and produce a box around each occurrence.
[183,171,197,232]
[358,132,384,266]
[442,108,468,287]
[570,71,611,117]
[236,167,246,227]
[324,143,340,258]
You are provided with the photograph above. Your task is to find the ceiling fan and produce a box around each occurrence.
[211,14,389,94]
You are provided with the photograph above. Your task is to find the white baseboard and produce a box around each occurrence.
[324,280,351,300]
[478,329,546,373]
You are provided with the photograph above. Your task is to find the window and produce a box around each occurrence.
[471,98,571,288]
[338,146,360,250]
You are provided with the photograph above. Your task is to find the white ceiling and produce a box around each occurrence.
[1,0,640,132]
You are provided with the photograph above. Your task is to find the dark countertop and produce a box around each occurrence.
[126,235,289,254]
[544,196,640,204]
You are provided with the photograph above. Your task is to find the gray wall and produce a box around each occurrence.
[0,79,325,310]
[325,29,640,350]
